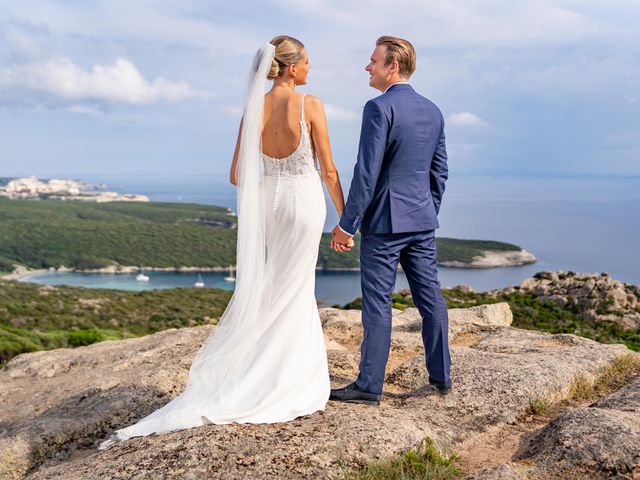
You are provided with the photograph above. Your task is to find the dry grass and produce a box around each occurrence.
[593,353,640,393]
[567,375,594,401]
[567,353,640,402]
[522,353,640,419]
[524,398,550,416]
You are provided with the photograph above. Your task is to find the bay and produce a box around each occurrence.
[20,172,639,306]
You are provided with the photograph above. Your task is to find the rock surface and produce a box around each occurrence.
[476,376,640,479]
[0,304,634,479]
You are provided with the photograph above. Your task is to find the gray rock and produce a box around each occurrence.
[0,305,632,479]
[482,376,640,479]
[448,302,513,337]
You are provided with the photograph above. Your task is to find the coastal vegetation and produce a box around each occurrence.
[3,269,638,368]
[0,280,231,367]
[338,436,460,479]
[0,198,526,271]
[338,288,640,352]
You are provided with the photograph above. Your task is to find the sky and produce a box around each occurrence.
[1,0,639,181]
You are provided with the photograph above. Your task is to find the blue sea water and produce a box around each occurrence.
[21,173,640,306]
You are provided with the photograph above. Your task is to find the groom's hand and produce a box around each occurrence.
[331,225,354,252]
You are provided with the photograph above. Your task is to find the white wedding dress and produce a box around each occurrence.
[98,93,330,449]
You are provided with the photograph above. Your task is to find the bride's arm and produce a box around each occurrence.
[306,96,345,216]
[229,118,243,186]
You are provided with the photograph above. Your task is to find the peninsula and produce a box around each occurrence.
[0,197,535,274]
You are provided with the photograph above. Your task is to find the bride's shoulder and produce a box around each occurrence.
[302,94,325,115]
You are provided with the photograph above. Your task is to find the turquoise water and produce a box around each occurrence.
[22,262,546,307]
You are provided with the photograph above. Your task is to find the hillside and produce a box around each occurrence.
[0,280,231,367]
[0,198,535,271]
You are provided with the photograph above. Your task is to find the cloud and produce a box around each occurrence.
[3,2,265,56]
[447,112,488,127]
[221,105,243,117]
[1,1,640,177]
[273,0,617,49]
[324,104,360,122]
[65,104,102,115]
[221,103,360,123]
[0,56,213,105]
[448,142,482,156]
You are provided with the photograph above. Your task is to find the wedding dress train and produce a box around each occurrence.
[99,93,330,449]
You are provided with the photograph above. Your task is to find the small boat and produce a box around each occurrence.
[224,265,236,282]
[194,273,205,288]
[136,269,149,282]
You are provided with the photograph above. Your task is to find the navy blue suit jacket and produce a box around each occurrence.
[339,84,448,235]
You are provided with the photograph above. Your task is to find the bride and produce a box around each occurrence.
[99,35,350,449]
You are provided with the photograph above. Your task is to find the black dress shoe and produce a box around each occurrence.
[428,378,452,396]
[330,381,381,405]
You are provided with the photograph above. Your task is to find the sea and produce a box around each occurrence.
[20,173,640,306]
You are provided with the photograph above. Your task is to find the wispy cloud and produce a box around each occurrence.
[324,104,360,122]
[0,57,213,106]
[221,105,243,117]
[447,112,488,127]
[65,104,102,115]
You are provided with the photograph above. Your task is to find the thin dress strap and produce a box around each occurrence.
[300,94,306,123]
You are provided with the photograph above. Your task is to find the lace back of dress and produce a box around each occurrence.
[262,94,319,177]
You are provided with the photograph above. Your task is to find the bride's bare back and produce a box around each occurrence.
[229,38,345,219]
[261,91,311,159]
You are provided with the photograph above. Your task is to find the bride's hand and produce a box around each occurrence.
[330,237,354,252]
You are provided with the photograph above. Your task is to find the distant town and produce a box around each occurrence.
[0,176,149,202]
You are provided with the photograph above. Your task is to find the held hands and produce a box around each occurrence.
[331,225,355,252]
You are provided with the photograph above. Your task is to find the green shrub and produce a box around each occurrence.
[0,280,233,366]
[67,329,109,346]
[339,436,459,480]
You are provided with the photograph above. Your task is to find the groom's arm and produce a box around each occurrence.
[339,100,389,236]
[430,115,448,215]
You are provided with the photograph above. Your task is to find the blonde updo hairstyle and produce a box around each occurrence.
[268,35,306,80]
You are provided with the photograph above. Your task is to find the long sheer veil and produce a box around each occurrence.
[97,43,318,448]
[186,43,275,393]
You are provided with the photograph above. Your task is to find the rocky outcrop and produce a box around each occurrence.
[475,376,640,479]
[0,304,634,479]
[440,249,537,268]
[505,271,640,330]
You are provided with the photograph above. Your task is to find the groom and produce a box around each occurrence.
[330,36,451,405]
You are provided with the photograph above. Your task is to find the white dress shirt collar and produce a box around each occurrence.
[383,81,410,94]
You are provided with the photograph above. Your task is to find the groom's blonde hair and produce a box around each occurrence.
[376,36,416,78]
